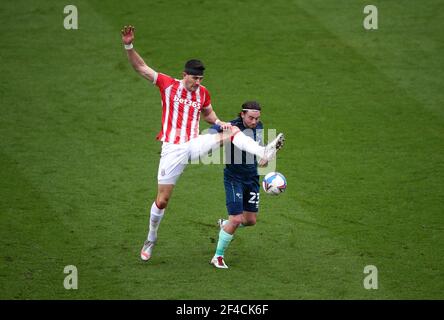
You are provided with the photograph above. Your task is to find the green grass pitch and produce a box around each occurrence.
[1,0,443,299]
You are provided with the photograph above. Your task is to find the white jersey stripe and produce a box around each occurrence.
[192,105,199,138]
[168,84,183,143]
[162,85,173,142]
[179,91,192,143]
[189,88,200,139]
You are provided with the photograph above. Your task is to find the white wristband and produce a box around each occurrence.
[124,43,134,50]
[215,119,222,125]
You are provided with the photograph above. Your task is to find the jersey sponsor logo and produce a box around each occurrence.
[173,95,201,109]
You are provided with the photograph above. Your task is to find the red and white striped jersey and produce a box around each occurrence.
[153,72,211,144]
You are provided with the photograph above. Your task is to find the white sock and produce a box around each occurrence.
[147,202,165,242]
[231,132,265,158]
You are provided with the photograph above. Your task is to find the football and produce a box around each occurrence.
[262,172,287,195]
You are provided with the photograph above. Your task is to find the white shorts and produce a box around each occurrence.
[157,134,221,185]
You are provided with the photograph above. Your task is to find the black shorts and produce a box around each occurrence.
[224,175,260,215]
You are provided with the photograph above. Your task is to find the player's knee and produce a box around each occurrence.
[156,197,169,209]
[220,126,240,142]
[230,126,240,135]
[229,216,243,228]
[230,221,242,229]
[244,216,257,226]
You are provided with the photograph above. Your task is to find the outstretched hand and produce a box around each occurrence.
[218,121,232,131]
[121,25,135,45]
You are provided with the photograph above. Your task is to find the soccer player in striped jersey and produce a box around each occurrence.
[121,25,285,261]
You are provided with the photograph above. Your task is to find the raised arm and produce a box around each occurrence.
[121,25,156,83]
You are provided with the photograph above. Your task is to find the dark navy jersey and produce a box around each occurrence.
[211,117,263,182]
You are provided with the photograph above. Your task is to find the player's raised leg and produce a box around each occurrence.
[217,126,285,162]
[192,127,285,163]
[231,130,285,162]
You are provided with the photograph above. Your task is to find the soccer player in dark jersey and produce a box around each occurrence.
[209,101,284,269]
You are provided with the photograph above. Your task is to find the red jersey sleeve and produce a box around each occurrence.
[201,87,211,109]
[154,73,175,91]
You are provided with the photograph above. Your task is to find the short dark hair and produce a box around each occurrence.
[239,101,261,118]
[184,59,205,76]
